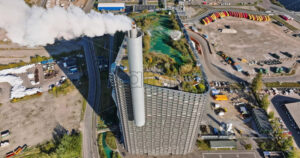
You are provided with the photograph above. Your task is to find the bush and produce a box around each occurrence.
[11,92,42,103]
[261,95,270,111]
[268,111,275,120]
[252,73,263,92]
[105,132,117,150]
[197,140,210,150]
[245,144,252,150]
[179,64,193,75]
[143,32,151,53]
[98,133,107,158]
[17,133,82,157]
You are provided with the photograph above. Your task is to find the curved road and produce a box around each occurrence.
[82,38,101,158]
[187,30,233,82]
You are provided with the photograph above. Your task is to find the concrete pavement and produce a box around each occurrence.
[82,38,101,158]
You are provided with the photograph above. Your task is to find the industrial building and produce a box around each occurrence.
[284,102,300,130]
[97,3,125,11]
[252,108,272,134]
[110,26,208,155]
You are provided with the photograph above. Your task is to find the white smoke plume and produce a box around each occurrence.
[0,0,132,47]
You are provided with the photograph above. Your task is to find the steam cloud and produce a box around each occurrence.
[0,0,132,47]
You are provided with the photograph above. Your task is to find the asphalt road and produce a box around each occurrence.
[82,38,101,158]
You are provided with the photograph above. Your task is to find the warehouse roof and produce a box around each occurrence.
[285,102,300,128]
[209,140,237,149]
[252,108,272,131]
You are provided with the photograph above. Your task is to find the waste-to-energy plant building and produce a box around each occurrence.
[110,26,208,155]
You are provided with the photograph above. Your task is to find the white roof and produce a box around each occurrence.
[98,3,125,7]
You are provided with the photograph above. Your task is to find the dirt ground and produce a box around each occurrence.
[0,31,84,156]
[0,89,83,156]
[45,0,87,8]
[200,17,300,61]
[197,17,300,77]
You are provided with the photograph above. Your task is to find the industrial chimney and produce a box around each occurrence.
[127,23,145,127]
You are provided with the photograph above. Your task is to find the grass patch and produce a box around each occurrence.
[255,6,266,12]
[49,79,75,96]
[144,78,163,86]
[271,15,298,31]
[0,55,51,71]
[15,133,82,158]
[98,133,107,158]
[105,132,117,150]
[10,92,42,103]
[80,98,87,121]
[270,0,284,7]
[265,82,300,88]
[197,139,210,150]
[97,116,107,129]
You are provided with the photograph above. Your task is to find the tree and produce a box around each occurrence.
[260,142,267,150]
[252,73,263,92]
[198,83,206,93]
[245,144,252,150]
[261,95,270,110]
[143,33,151,53]
[268,111,275,120]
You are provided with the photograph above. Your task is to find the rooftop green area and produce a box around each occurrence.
[123,10,205,93]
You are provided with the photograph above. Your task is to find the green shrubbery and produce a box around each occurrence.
[182,82,205,93]
[49,79,75,97]
[169,38,191,56]
[16,133,82,158]
[197,140,210,150]
[143,32,151,54]
[265,82,300,88]
[135,16,159,31]
[11,92,42,103]
[105,132,117,150]
[0,55,50,71]
[98,133,107,158]
[144,52,178,76]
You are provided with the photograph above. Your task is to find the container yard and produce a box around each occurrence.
[201,11,270,25]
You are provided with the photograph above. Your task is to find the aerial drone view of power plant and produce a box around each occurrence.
[0,0,300,158]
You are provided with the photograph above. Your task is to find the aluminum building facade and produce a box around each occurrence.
[111,68,207,155]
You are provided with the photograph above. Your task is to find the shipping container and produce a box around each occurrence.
[214,95,228,101]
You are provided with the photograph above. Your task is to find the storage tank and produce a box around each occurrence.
[127,24,145,127]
